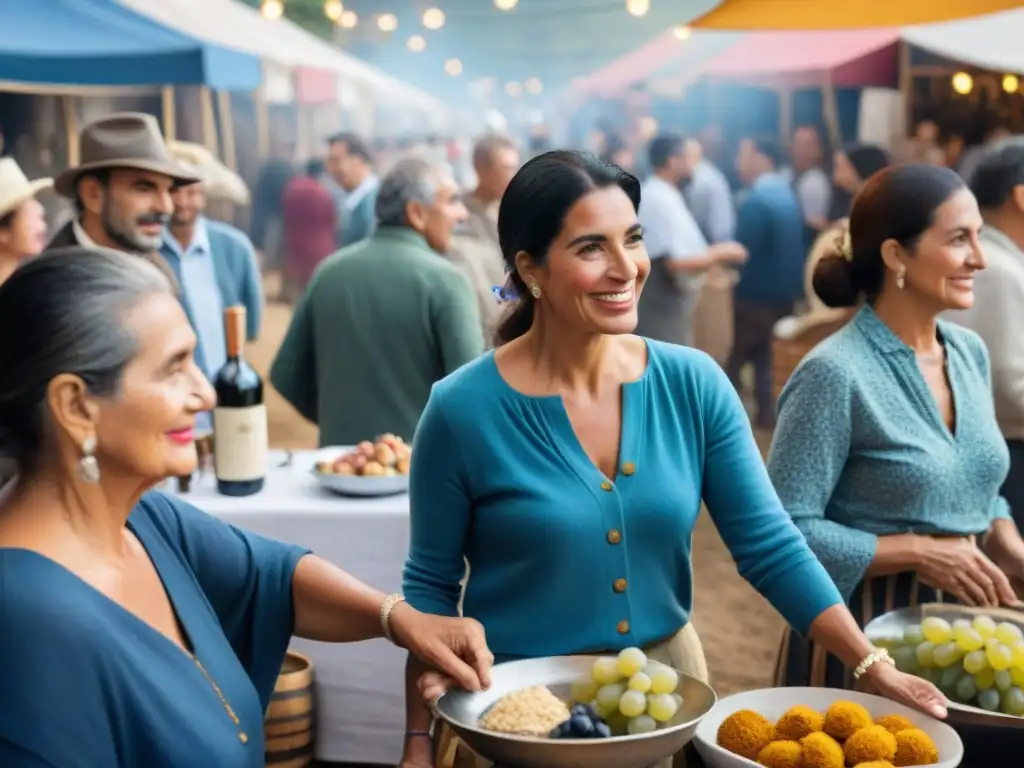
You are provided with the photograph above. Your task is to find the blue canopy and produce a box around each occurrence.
[0,0,261,90]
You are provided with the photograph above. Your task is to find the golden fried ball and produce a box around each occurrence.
[893,728,939,766]
[874,714,915,735]
[775,704,824,740]
[823,700,873,741]
[844,725,897,765]
[716,709,776,760]
[756,740,803,768]
[800,731,845,768]
[853,762,896,768]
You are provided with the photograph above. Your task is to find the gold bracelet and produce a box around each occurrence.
[380,593,406,644]
[853,647,895,680]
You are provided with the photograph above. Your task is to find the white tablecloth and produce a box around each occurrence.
[173,449,410,765]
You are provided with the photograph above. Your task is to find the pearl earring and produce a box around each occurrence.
[529,284,542,299]
[78,435,100,484]
[896,264,906,291]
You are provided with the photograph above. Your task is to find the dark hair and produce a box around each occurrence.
[812,164,966,308]
[327,132,372,164]
[305,157,326,177]
[749,137,784,169]
[72,168,111,214]
[970,137,1024,210]
[843,144,892,182]
[495,150,640,344]
[647,134,684,171]
[0,247,171,470]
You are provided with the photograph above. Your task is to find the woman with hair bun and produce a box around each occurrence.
[769,164,1024,765]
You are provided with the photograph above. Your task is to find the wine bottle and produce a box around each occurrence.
[213,306,267,496]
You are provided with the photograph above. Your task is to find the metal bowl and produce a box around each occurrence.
[432,655,717,768]
[864,603,1024,730]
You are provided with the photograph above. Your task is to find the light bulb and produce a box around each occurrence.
[422,8,446,30]
[407,35,426,52]
[1003,74,1020,94]
[377,13,398,32]
[626,0,650,17]
[323,0,343,22]
[673,25,691,41]
[445,58,463,76]
[505,81,522,98]
[339,10,357,28]
[494,0,518,9]
[260,0,284,20]
[951,72,973,95]
[525,77,542,95]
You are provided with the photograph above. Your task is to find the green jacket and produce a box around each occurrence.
[270,227,484,445]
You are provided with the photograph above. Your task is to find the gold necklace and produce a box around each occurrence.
[191,654,249,744]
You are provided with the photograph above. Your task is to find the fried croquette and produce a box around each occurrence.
[823,700,873,741]
[893,728,939,766]
[874,714,915,735]
[799,731,845,768]
[854,763,896,768]
[775,704,824,740]
[717,709,776,760]
[756,739,803,768]
[844,725,897,765]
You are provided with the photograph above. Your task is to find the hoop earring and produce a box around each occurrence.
[78,435,100,484]
[529,284,542,299]
[896,263,906,291]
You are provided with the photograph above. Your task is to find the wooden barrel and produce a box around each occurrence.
[265,652,315,768]
[772,311,854,402]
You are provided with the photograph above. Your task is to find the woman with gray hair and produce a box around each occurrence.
[0,247,493,767]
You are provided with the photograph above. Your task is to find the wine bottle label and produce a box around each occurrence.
[213,405,268,482]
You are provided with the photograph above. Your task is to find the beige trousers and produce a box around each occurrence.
[437,623,708,768]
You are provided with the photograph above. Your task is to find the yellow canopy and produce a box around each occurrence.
[692,0,1022,29]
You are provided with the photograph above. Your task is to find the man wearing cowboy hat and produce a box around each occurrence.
[46,112,198,285]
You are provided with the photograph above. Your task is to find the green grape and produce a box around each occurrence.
[649,665,679,695]
[977,688,1001,711]
[974,615,997,640]
[903,624,925,645]
[955,675,978,702]
[647,693,678,723]
[938,666,962,692]
[671,693,684,709]
[627,672,652,693]
[933,642,961,668]
[915,641,937,668]
[890,646,918,673]
[964,650,989,675]
[618,689,647,718]
[626,714,658,735]
[596,683,626,711]
[1011,642,1024,670]
[987,642,1014,672]
[1012,667,1024,687]
[570,675,599,704]
[605,710,629,736]
[952,618,973,632]
[922,617,953,644]
[953,626,984,653]
[1003,687,1024,716]
[995,622,1024,646]
[995,670,1013,692]
[593,657,624,685]
[975,668,997,690]
[616,647,648,678]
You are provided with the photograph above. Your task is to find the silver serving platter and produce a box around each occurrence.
[864,603,1024,730]
[432,655,717,768]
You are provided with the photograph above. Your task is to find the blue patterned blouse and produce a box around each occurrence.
[767,305,1011,601]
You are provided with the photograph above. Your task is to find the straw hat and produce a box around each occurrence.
[0,158,52,219]
[54,112,198,198]
[167,140,251,206]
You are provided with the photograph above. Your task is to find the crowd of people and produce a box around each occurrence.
[0,104,1023,768]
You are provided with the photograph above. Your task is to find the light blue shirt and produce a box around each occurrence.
[638,176,708,261]
[684,160,736,244]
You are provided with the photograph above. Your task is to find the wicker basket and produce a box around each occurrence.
[772,311,854,401]
[265,651,315,768]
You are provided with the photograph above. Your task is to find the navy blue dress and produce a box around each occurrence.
[0,492,308,767]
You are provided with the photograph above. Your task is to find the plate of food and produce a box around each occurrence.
[865,604,1024,730]
[312,434,411,497]
[693,687,962,768]
[432,648,717,768]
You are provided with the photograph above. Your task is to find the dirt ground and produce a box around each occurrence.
[251,281,783,701]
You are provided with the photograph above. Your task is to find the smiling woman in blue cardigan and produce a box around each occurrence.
[398,151,945,768]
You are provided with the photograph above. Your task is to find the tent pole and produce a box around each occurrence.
[161,86,177,141]
[254,85,270,159]
[62,96,80,167]
[217,90,238,171]
[778,87,793,141]
[821,75,841,148]
[200,86,219,156]
[899,40,913,141]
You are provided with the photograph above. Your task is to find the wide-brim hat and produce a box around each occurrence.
[168,140,251,206]
[54,112,199,198]
[0,157,52,218]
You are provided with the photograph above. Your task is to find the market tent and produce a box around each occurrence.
[901,9,1024,76]
[0,0,260,90]
[691,0,1023,29]
[693,29,901,89]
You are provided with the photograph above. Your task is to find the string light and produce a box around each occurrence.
[1003,74,1020,94]
[445,58,464,76]
[525,77,543,95]
[505,81,522,98]
[407,35,426,52]
[422,8,446,30]
[339,9,357,28]
[673,25,691,41]
[951,72,973,95]
[377,13,398,32]
[494,0,518,9]
[323,0,343,22]
[260,0,284,20]
[626,0,650,17]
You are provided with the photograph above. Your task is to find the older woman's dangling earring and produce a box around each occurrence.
[896,263,906,291]
[529,284,542,299]
[78,435,100,484]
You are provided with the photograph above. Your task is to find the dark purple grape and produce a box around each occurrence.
[569,715,595,737]
[593,722,612,738]
[548,720,571,738]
